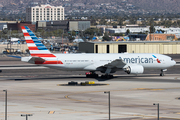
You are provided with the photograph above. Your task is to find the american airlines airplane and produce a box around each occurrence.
[21,26,176,78]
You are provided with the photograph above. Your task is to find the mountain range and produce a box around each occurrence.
[0,0,180,14]
[128,0,180,13]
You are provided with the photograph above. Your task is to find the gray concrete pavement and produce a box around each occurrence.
[0,76,180,120]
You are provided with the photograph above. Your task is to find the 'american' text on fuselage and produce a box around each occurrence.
[120,57,154,64]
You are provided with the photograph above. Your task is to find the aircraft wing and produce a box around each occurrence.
[84,59,126,71]
[103,59,126,68]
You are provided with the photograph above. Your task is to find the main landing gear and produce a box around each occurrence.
[101,74,114,79]
[85,72,114,79]
[100,68,114,78]
[86,72,98,78]
[86,68,114,79]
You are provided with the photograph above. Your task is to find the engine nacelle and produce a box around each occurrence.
[124,65,144,74]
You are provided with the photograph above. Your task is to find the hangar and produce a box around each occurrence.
[79,41,180,54]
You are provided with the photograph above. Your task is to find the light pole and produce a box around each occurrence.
[153,103,159,120]
[3,90,7,120]
[21,114,33,120]
[104,91,110,120]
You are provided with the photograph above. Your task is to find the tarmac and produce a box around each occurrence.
[0,55,180,120]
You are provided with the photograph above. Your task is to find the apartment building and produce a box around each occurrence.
[26,4,64,22]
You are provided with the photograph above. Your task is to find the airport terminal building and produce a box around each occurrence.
[79,41,180,54]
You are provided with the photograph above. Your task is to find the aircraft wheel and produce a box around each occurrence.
[110,75,113,78]
[86,74,90,78]
[160,73,164,76]
[101,75,105,78]
[95,74,99,78]
[101,75,113,79]
[86,74,98,78]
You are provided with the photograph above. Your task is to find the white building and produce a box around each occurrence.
[105,27,149,34]
[105,26,180,38]
[26,4,64,22]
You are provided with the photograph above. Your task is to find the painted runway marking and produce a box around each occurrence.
[48,111,55,114]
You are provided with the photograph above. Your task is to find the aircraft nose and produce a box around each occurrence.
[173,60,176,66]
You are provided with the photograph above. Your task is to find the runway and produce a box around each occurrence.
[0,56,180,120]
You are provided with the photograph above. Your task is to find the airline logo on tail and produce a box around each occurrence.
[21,26,63,64]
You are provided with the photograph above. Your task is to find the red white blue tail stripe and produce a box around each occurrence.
[21,26,56,58]
[21,26,63,64]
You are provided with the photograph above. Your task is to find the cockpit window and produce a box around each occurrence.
[171,58,173,61]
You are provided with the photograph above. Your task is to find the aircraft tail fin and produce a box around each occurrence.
[21,26,56,58]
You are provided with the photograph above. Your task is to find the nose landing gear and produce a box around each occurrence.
[160,69,167,76]
[160,71,164,76]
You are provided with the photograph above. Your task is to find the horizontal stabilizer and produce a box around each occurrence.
[7,55,21,59]
[28,57,45,64]
[21,56,45,64]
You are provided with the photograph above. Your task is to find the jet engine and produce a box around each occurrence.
[124,65,144,74]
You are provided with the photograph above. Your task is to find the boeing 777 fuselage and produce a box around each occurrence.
[21,26,176,78]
